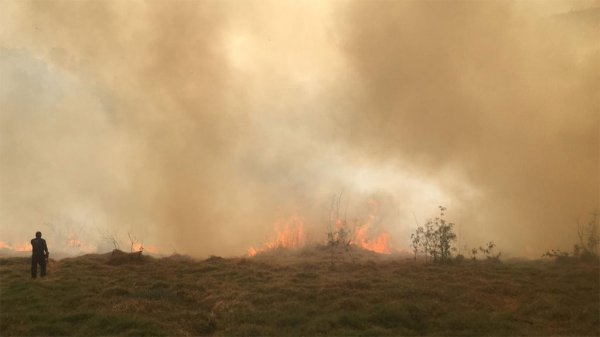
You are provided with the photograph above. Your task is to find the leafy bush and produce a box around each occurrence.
[410,206,457,263]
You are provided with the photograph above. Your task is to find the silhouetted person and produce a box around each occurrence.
[31,231,49,278]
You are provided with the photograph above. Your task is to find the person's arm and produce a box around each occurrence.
[43,240,49,257]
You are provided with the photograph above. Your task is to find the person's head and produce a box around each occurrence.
[35,231,41,238]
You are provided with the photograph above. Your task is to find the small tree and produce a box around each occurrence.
[576,213,599,259]
[410,227,423,262]
[438,221,456,261]
[411,206,457,263]
[422,220,435,262]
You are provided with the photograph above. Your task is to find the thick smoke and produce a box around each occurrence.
[336,1,599,254]
[0,1,597,257]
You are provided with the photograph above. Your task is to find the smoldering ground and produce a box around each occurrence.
[0,1,598,257]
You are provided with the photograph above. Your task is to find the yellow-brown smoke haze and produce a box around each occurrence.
[0,1,598,257]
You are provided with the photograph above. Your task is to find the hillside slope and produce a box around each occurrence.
[1,249,598,336]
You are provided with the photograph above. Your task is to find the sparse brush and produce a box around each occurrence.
[576,212,599,261]
[479,241,501,261]
[470,248,478,261]
[326,192,354,268]
[454,254,465,264]
[411,206,457,264]
[542,249,572,264]
[545,212,599,264]
[410,228,423,262]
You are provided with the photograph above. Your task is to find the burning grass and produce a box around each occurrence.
[1,248,598,336]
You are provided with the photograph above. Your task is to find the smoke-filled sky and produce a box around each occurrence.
[1,0,598,258]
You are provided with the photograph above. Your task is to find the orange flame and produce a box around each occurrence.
[67,234,82,248]
[248,214,306,256]
[131,242,159,254]
[247,199,396,256]
[144,245,159,254]
[351,199,392,254]
[66,233,97,253]
[0,240,31,252]
[353,226,391,254]
[131,242,143,252]
[14,242,31,252]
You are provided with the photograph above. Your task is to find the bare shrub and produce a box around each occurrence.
[575,213,599,260]
[479,241,501,261]
[545,212,599,263]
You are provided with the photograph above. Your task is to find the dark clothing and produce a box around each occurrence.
[31,255,46,278]
[31,238,49,278]
[31,238,48,257]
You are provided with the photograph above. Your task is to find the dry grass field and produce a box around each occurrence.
[1,248,598,336]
